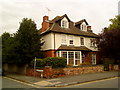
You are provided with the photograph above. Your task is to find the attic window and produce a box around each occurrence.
[81,24,87,31]
[61,20,68,28]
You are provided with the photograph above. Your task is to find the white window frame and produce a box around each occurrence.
[81,23,87,31]
[80,37,84,46]
[61,20,68,28]
[69,35,74,45]
[57,51,82,66]
[61,34,67,45]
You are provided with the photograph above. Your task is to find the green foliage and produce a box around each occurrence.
[30,58,45,68]
[1,32,19,63]
[2,18,44,64]
[30,57,67,68]
[44,57,67,68]
[13,18,44,64]
[108,15,120,30]
[99,15,120,64]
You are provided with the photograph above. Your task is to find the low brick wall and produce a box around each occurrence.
[52,65,104,78]
[26,65,119,78]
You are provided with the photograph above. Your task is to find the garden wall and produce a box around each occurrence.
[3,63,28,74]
[26,65,119,78]
[26,65,104,78]
[52,65,104,78]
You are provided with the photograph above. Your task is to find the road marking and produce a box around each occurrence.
[66,77,119,87]
[34,80,52,86]
[46,78,60,81]
[3,77,40,88]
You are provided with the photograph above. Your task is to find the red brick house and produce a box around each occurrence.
[39,14,99,66]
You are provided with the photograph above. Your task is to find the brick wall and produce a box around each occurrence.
[26,65,119,78]
[44,50,56,57]
[52,65,104,77]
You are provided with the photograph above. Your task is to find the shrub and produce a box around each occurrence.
[30,57,67,68]
[30,58,45,69]
[44,57,67,68]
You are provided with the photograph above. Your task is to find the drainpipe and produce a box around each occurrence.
[54,33,56,57]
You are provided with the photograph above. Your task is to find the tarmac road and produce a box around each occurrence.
[65,77,119,88]
[2,76,39,88]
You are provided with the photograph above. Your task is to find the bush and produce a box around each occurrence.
[30,57,67,68]
[30,58,45,68]
[44,57,67,68]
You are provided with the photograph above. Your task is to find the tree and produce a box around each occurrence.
[14,18,44,64]
[1,18,44,64]
[108,15,120,30]
[98,15,120,64]
[1,32,18,63]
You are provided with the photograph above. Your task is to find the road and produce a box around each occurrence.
[65,77,119,88]
[2,76,119,89]
[2,76,39,88]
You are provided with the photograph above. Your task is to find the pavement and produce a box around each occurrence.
[5,71,119,87]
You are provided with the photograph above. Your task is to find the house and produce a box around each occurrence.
[39,14,99,66]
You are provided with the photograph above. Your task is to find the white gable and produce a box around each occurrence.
[80,22,87,31]
[61,17,69,28]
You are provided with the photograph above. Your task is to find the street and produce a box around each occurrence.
[2,76,119,89]
[65,77,119,88]
[2,76,39,88]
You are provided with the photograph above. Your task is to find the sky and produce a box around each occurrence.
[0,0,119,35]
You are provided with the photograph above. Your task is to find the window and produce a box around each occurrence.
[90,39,96,47]
[62,20,67,28]
[61,35,67,45]
[75,52,80,65]
[69,36,74,45]
[58,51,81,66]
[69,40,73,45]
[80,37,84,45]
[56,51,60,57]
[68,52,74,65]
[81,24,87,31]
[61,51,67,58]
[92,54,96,64]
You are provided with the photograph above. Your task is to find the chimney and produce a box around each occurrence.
[41,16,49,32]
[87,26,92,32]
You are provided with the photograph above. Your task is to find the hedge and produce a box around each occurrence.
[30,57,67,68]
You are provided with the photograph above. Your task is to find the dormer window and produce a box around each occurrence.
[61,17,69,28]
[62,20,67,28]
[81,24,87,31]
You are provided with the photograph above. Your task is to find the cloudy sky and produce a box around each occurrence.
[0,0,119,35]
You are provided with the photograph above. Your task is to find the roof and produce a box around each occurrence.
[39,14,98,38]
[57,45,92,51]
[50,14,71,23]
[75,19,88,25]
